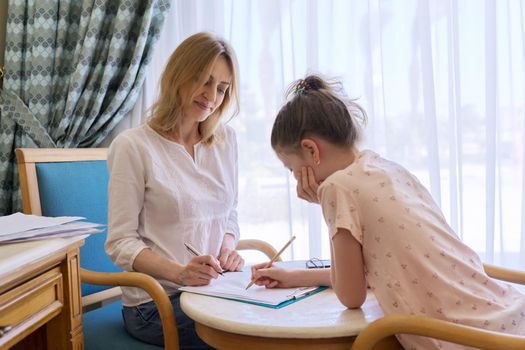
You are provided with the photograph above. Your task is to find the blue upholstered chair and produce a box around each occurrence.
[16,148,176,349]
[15,147,279,350]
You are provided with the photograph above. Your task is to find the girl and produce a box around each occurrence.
[252,75,525,350]
[106,32,243,349]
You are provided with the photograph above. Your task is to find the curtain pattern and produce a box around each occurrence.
[0,0,170,214]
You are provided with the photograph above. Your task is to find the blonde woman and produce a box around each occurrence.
[106,32,243,349]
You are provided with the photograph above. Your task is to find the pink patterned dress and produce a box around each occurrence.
[318,150,525,350]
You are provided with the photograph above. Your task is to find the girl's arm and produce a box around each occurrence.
[251,264,331,288]
[330,228,367,308]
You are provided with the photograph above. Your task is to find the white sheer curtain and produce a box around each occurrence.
[108,0,525,268]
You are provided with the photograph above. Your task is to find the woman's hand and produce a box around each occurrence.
[296,166,320,203]
[218,247,244,271]
[219,233,244,271]
[175,255,222,286]
[250,263,297,288]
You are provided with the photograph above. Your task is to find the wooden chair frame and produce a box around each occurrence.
[16,147,279,350]
[351,263,525,349]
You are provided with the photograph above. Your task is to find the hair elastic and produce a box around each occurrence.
[294,80,311,95]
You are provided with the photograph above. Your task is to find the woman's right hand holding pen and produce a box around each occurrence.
[132,248,223,287]
[175,255,223,286]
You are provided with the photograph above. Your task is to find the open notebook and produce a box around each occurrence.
[178,269,326,308]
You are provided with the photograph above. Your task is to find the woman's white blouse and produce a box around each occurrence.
[105,123,239,306]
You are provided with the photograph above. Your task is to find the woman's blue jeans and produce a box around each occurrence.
[122,293,213,349]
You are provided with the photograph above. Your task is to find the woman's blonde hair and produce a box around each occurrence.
[148,32,240,144]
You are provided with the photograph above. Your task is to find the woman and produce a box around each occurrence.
[106,32,244,349]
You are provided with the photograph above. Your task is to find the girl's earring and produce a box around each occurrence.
[315,159,320,166]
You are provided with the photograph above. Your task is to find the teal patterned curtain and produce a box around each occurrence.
[0,0,170,214]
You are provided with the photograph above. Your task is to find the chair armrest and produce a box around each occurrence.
[236,239,280,261]
[80,268,178,350]
[483,263,525,285]
[351,314,525,350]
[82,286,122,312]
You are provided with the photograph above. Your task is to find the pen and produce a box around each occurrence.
[184,242,224,276]
[245,235,296,290]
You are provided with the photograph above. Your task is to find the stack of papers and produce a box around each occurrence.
[0,212,104,244]
[179,269,326,308]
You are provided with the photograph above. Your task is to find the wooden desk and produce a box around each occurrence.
[0,236,84,350]
[180,262,402,350]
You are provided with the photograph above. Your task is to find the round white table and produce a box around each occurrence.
[181,273,402,349]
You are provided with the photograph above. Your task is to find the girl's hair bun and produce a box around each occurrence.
[292,75,325,95]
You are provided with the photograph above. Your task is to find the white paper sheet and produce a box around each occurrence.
[178,269,320,306]
[4,227,103,243]
[0,212,104,244]
[0,212,85,236]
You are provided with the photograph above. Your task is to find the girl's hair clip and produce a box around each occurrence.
[294,80,311,95]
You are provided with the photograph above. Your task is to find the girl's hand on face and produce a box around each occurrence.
[218,247,245,272]
[176,255,222,286]
[250,263,295,288]
[297,166,320,203]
